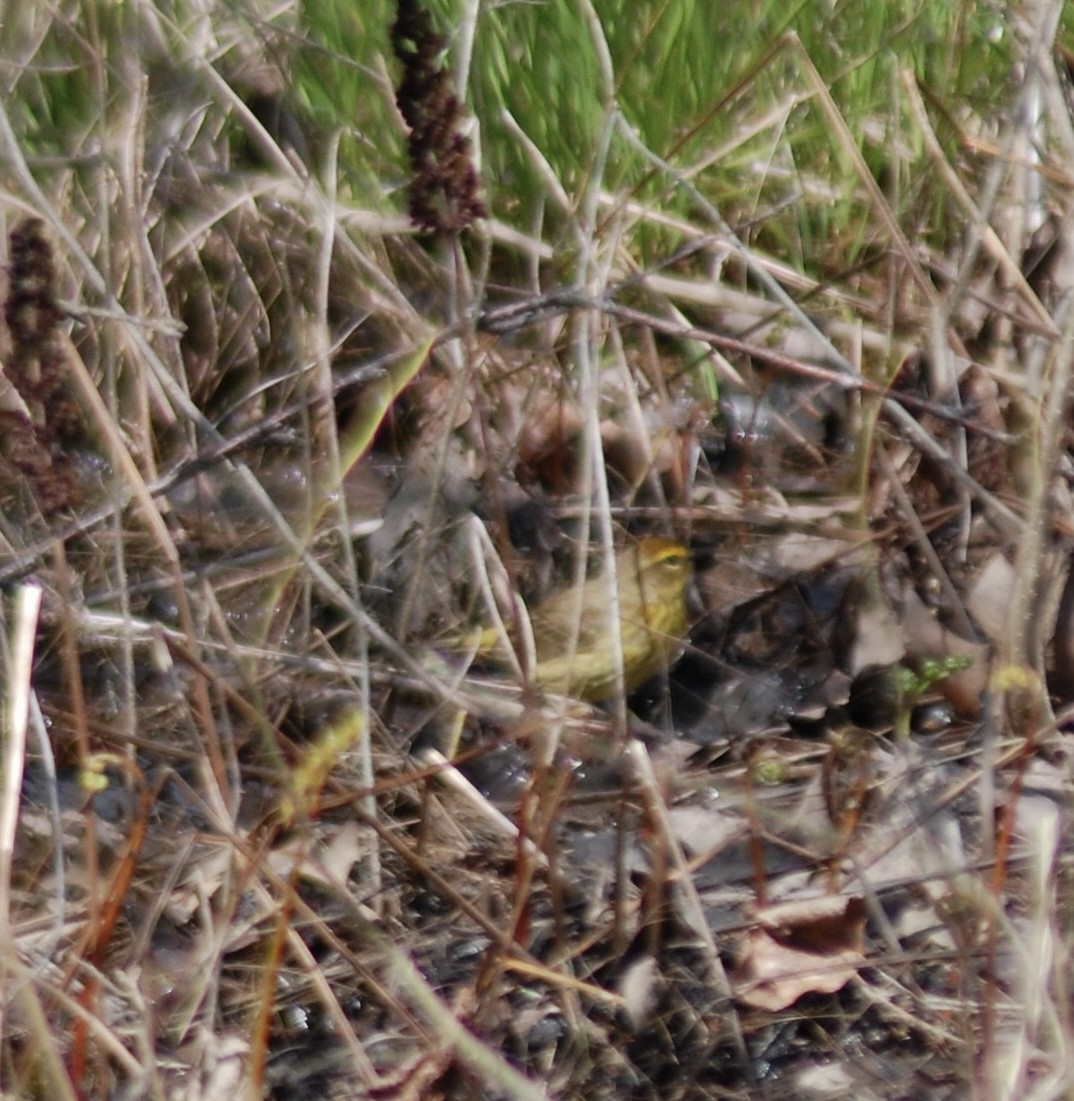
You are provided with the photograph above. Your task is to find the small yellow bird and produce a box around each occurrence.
[471,537,693,702]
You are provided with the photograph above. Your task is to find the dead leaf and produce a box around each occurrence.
[267,821,367,889]
[618,954,662,1029]
[666,803,744,857]
[734,895,866,1010]
[849,595,905,672]
[966,552,1015,645]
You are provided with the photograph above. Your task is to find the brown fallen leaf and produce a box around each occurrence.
[733,895,867,1011]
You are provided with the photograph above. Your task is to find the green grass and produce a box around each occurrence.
[288,0,1017,273]
[4,0,1022,283]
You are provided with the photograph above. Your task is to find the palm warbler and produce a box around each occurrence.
[473,537,693,702]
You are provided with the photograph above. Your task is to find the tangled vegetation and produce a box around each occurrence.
[1,2,1073,1099]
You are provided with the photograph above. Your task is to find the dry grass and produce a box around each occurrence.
[2,2,1074,1100]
